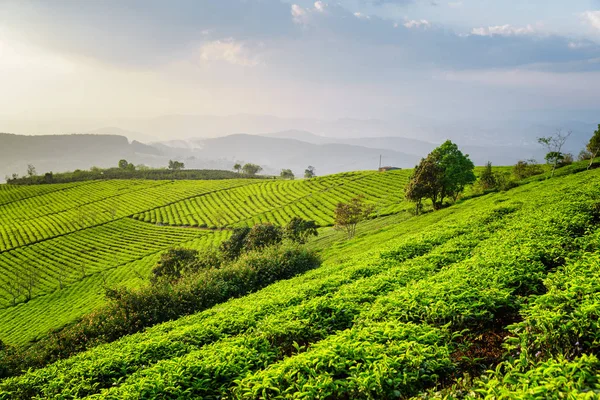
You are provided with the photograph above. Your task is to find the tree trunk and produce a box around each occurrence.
[589,151,599,170]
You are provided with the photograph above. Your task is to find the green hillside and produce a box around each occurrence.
[0,170,409,346]
[0,165,599,398]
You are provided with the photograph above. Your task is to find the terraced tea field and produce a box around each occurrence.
[1,166,598,399]
[133,170,411,228]
[0,170,411,345]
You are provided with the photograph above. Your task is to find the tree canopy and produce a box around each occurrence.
[242,163,262,176]
[304,166,316,179]
[587,124,600,170]
[538,130,571,177]
[168,160,185,171]
[405,140,475,212]
[334,195,374,239]
[280,169,295,180]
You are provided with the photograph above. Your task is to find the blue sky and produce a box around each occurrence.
[0,0,599,132]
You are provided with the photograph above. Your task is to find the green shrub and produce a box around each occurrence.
[220,226,251,260]
[0,245,320,379]
[150,248,199,283]
[243,223,283,251]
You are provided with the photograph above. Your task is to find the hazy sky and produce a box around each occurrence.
[1,0,600,132]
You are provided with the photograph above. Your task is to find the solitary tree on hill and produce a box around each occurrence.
[586,124,600,170]
[242,163,262,176]
[233,163,242,174]
[304,166,316,179]
[280,169,295,180]
[538,129,571,178]
[405,140,475,212]
[27,164,36,177]
[334,195,374,239]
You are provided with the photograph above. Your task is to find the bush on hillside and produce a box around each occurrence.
[284,217,319,244]
[512,159,543,180]
[0,244,321,378]
[151,248,199,283]
[220,227,252,260]
[244,223,283,251]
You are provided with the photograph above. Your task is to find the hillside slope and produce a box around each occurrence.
[0,171,410,345]
[1,167,598,398]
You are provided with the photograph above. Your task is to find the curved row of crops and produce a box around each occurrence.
[2,168,597,398]
[0,179,251,252]
[0,230,231,345]
[133,170,412,228]
[0,182,81,207]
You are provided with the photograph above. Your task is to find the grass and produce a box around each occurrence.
[0,164,597,398]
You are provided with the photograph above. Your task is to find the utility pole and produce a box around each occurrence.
[378,154,382,170]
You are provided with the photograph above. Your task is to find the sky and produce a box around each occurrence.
[1,0,600,134]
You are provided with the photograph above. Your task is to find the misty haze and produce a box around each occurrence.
[1,1,600,398]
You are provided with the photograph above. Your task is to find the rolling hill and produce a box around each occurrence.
[0,163,599,398]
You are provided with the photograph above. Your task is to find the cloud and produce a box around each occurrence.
[199,39,262,67]
[471,24,535,37]
[403,19,431,29]
[581,11,600,31]
[0,0,293,67]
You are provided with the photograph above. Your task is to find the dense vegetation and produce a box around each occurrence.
[0,170,409,347]
[0,163,597,398]
[0,146,599,398]
[6,168,253,185]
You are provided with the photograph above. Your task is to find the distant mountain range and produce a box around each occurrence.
[1,121,591,182]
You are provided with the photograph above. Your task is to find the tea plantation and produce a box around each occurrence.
[0,166,599,398]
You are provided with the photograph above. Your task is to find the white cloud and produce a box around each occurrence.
[291,3,327,25]
[353,12,370,19]
[199,39,261,67]
[403,19,431,29]
[471,24,535,37]
[581,11,600,31]
[314,1,326,13]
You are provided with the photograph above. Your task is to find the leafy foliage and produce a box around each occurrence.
[334,195,375,239]
[280,168,294,179]
[242,163,263,176]
[151,248,199,283]
[405,140,475,211]
[284,217,319,244]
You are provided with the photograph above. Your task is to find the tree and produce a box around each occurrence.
[44,172,54,183]
[513,159,543,180]
[405,140,475,211]
[168,160,185,171]
[233,163,242,174]
[151,248,198,283]
[26,164,36,177]
[284,217,319,244]
[586,124,600,170]
[118,159,129,169]
[405,156,442,214]
[334,195,374,239]
[242,163,262,176]
[578,149,592,161]
[304,166,316,179]
[243,223,283,251]
[21,265,39,301]
[220,227,252,260]
[280,169,295,180]
[478,161,497,190]
[538,129,572,178]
